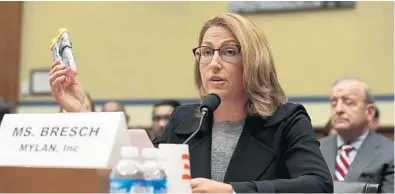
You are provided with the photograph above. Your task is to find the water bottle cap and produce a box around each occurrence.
[120,146,138,158]
[142,148,159,159]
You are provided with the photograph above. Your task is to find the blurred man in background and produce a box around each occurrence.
[320,77,394,193]
[0,97,13,124]
[150,100,180,140]
[324,118,337,136]
[370,105,380,130]
[102,100,130,126]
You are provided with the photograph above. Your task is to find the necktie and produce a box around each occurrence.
[334,144,354,181]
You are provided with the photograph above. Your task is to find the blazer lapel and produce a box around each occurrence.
[345,131,380,181]
[188,134,211,179]
[321,136,337,179]
[223,116,277,182]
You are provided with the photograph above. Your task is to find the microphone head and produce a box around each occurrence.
[200,93,221,113]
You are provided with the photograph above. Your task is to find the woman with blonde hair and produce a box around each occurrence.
[50,13,332,193]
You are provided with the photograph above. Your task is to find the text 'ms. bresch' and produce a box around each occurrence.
[12,126,100,137]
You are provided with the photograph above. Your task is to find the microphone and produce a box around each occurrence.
[183,93,221,144]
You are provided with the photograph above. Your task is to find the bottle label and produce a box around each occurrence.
[110,178,146,193]
[110,178,167,193]
[145,179,168,194]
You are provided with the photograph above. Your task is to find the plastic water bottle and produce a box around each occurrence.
[110,146,145,193]
[142,148,167,194]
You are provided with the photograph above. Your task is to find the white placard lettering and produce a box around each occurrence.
[0,112,130,169]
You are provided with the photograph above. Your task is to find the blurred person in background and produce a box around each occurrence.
[49,13,333,193]
[324,118,337,136]
[370,105,380,130]
[0,97,13,124]
[150,100,180,140]
[102,100,130,127]
[320,77,394,193]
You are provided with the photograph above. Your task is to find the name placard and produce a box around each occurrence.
[0,112,129,169]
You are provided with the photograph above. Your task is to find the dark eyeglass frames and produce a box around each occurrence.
[192,44,242,64]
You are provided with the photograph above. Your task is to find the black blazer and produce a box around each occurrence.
[153,102,333,193]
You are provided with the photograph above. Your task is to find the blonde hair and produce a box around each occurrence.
[194,13,287,118]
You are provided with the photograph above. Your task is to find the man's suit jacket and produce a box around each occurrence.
[320,131,394,193]
[153,102,333,193]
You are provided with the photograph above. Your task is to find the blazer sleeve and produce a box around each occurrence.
[230,109,334,193]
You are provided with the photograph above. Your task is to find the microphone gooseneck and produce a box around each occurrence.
[182,93,221,144]
[182,110,207,144]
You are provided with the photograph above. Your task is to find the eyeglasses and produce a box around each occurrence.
[192,44,242,64]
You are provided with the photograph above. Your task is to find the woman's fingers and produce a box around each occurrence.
[49,68,68,86]
[51,75,66,94]
[51,59,62,69]
[50,63,66,76]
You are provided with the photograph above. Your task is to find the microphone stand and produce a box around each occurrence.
[182,108,208,144]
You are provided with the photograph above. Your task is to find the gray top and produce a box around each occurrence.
[211,119,245,182]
